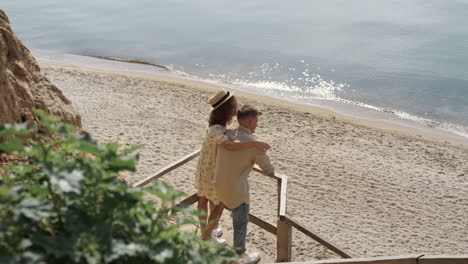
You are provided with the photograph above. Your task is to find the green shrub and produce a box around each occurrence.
[0,110,236,264]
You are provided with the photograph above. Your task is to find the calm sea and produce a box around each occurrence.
[3,0,468,139]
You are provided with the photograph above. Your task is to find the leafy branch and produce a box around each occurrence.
[0,110,236,264]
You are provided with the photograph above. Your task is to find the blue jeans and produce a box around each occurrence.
[232,203,250,255]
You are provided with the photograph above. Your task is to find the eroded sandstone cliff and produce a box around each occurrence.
[0,9,81,127]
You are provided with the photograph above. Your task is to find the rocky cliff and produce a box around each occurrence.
[0,9,81,127]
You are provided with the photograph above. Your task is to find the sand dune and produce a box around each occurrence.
[41,61,468,262]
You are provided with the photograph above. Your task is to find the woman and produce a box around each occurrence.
[195,90,269,244]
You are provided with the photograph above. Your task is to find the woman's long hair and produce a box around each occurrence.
[208,97,237,127]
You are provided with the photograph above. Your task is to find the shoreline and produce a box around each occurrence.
[39,59,468,260]
[37,54,468,150]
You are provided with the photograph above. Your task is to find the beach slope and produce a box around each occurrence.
[40,61,468,261]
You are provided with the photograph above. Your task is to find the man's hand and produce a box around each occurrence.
[254,141,270,152]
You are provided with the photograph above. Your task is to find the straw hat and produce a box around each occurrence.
[208,90,234,110]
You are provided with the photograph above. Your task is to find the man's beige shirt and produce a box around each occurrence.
[214,125,274,209]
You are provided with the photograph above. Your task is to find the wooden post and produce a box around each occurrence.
[277,174,291,262]
[277,177,281,214]
[279,175,288,216]
[277,218,292,262]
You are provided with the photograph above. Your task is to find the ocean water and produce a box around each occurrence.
[3,0,468,139]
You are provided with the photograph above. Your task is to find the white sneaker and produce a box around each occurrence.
[210,236,227,246]
[211,227,223,238]
[238,251,261,264]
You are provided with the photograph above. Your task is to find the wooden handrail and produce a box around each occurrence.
[175,192,278,235]
[135,149,353,262]
[275,172,352,261]
[135,150,466,263]
[418,254,468,264]
[133,151,279,187]
[249,214,277,235]
[177,193,199,206]
[282,214,353,259]
[133,149,200,187]
[270,254,468,264]
[253,165,282,181]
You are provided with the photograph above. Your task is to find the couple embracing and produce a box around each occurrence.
[195,90,275,264]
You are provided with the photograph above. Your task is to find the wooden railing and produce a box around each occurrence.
[132,150,468,263]
[275,254,468,264]
[133,149,352,262]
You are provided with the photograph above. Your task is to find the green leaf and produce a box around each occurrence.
[122,144,142,155]
[31,234,73,258]
[77,141,101,155]
[106,240,148,262]
[188,248,205,264]
[84,253,100,264]
[18,239,33,250]
[107,158,136,172]
[77,132,94,143]
[0,186,11,201]
[144,182,187,209]
[57,124,76,139]
[105,143,119,153]
[24,186,48,201]
[33,109,62,123]
[20,251,45,264]
[0,112,236,263]
[43,167,84,194]
[176,215,198,226]
[0,123,30,137]
[0,248,15,264]
[0,138,24,153]
[95,221,113,248]
[16,197,54,221]
[148,244,174,263]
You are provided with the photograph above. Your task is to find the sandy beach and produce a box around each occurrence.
[39,60,468,262]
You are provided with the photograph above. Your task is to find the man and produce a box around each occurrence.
[214,104,274,264]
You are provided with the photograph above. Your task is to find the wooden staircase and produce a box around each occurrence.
[133,150,467,264]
